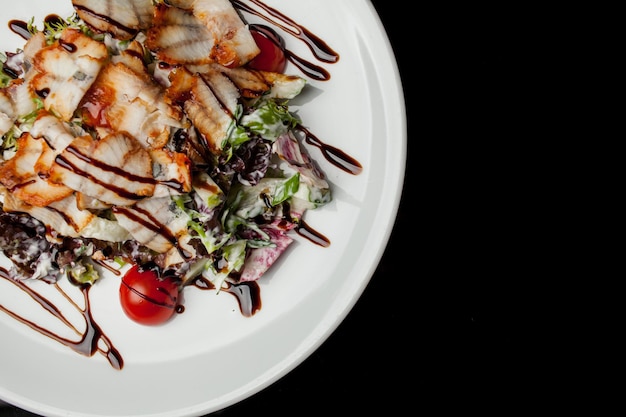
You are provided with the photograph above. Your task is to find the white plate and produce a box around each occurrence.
[0,1,406,416]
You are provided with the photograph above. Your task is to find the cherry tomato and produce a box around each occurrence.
[119,264,180,326]
[247,25,287,73]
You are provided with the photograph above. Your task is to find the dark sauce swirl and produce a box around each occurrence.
[0,267,124,370]
[191,276,262,317]
[233,0,340,81]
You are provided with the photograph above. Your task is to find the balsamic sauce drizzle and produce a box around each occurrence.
[234,0,339,63]
[233,0,340,81]
[7,19,31,41]
[191,276,262,317]
[297,125,363,175]
[296,218,330,248]
[0,266,124,370]
[72,5,138,37]
[1,1,363,370]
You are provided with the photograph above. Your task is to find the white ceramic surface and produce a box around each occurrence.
[0,1,406,416]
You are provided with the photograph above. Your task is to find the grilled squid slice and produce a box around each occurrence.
[188,63,307,99]
[72,0,155,40]
[112,196,193,257]
[149,148,192,197]
[146,5,212,66]
[2,192,130,242]
[147,0,260,67]
[49,132,155,206]
[0,133,74,206]
[167,66,239,154]
[1,79,37,128]
[76,193,112,210]
[30,111,77,154]
[111,39,149,75]
[29,28,109,122]
[1,34,47,119]
[79,61,182,149]
[0,111,78,207]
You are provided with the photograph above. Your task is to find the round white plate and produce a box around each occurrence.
[0,1,406,416]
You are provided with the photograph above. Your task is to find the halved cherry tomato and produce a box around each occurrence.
[119,264,179,326]
[247,25,287,73]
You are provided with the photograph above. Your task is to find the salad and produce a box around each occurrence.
[0,0,336,326]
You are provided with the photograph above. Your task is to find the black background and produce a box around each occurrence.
[1,1,533,416]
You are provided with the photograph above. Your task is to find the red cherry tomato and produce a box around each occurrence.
[119,264,179,326]
[247,25,287,73]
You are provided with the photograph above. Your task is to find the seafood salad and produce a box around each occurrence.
[0,0,346,327]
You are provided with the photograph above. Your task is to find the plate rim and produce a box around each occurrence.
[0,0,407,415]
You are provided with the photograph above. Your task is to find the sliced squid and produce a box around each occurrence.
[188,63,307,99]
[79,61,182,149]
[112,196,194,257]
[30,111,77,154]
[110,39,149,75]
[0,111,74,207]
[0,133,73,206]
[146,5,213,65]
[167,66,239,154]
[29,28,109,121]
[1,79,38,123]
[76,192,112,210]
[21,32,47,73]
[2,192,130,242]
[49,132,155,206]
[2,193,89,238]
[149,148,192,197]
[177,0,260,66]
[72,0,155,40]
[147,0,260,67]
